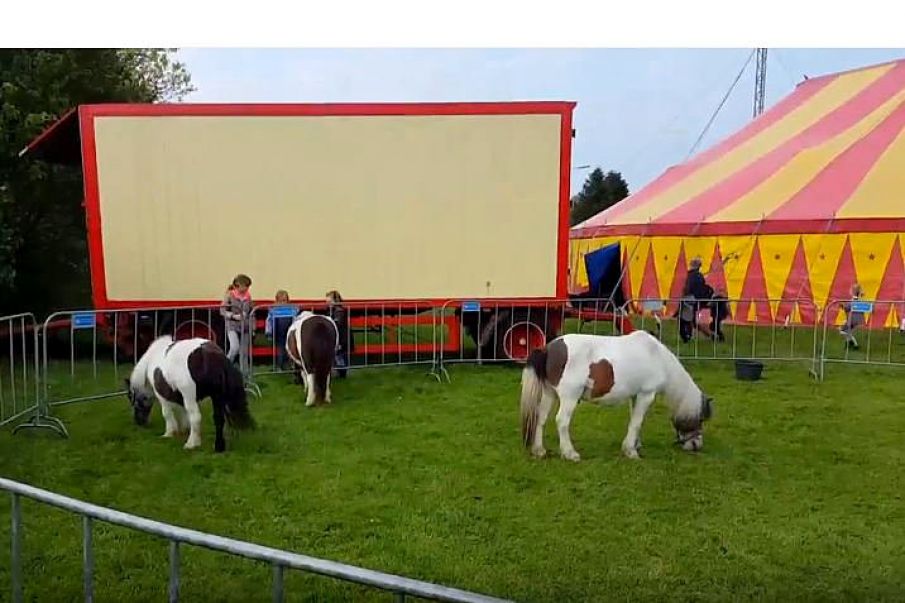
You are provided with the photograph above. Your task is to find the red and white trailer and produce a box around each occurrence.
[25,101,628,360]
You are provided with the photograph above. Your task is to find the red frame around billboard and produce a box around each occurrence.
[75,102,576,309]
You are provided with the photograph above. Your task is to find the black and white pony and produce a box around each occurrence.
[285,311,339,406]
[520,331,713,462]
[127,335,255,452]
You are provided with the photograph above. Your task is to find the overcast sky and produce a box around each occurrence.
[177,48,904,196]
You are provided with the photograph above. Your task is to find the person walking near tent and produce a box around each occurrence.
[678,257,711,343]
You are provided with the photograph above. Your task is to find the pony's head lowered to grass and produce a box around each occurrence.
[124,377,154,426]
[672,391,714,451]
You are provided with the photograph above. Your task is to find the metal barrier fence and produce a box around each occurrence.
[434,296,823,379]
[246,301,447,385]
[0,476,510,603]
[13,296,905,435]
[0,314,41,432]
[40,305,234,409]
[817,298,905,380]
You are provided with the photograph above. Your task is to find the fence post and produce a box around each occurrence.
[169,540,180,603]
[272,563,284,603]
[11,493,23,603]
[83,516,94,602]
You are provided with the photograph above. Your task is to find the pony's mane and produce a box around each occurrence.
[645,333,702,417]
[129,335,174,391]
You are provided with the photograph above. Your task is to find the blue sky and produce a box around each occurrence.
[178,48,904,196]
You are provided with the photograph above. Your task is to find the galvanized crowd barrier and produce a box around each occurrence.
[633,296,822,369]
[817,298,905,380]
[245,300,447,387]
[39,305,230,426]
[1,476,510,603]
[0,313,50,434]
[434,296,823,379]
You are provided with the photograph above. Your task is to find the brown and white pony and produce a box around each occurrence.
[127,336,255,453]
[285,311,339,406]
[520,331,713,462]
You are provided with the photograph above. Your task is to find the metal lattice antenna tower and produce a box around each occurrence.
[753,48,768,118]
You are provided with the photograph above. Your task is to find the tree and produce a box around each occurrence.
[0,49,193,316]
[569,168,630,226]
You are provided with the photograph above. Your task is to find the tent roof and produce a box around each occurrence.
[573,57,905,238]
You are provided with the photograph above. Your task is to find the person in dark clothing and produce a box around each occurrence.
[708,288,730,342]
[679,257,711,343]
[326,290,352,378]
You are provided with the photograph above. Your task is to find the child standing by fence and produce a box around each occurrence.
[265,290,299,370]
[839,283,865,350]
[221,274,253,364]
[326,290,352,378]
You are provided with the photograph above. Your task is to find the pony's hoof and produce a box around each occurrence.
[530,446,547,459]
[183,441,201,450]
[561,449,581,462]
[622,448,641,460]
[162,432,174,438]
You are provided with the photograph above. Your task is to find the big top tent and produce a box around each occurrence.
[571,57,905,327]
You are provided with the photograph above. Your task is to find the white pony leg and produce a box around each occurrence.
[325,374,332,404]
[531,387,555,458]
[183,386,202,449]
[160,401,179,438]
[622,391,656,459]
[555,394,581,462]
[305,373,316,407]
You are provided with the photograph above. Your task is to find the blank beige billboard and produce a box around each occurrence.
[93,113,563,302]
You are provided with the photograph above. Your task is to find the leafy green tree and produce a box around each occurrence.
[0,49,193,315]
[570,168,630,226]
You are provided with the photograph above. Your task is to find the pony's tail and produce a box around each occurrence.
[223,361,255,430]
[520,348,548,448]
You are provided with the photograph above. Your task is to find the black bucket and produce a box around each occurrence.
[734,359,764,381]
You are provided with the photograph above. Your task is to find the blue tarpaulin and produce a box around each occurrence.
[584,243,621,295]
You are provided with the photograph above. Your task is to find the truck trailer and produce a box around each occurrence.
[25,101,630,361]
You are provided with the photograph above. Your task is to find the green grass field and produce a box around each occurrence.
[2,355,905,602]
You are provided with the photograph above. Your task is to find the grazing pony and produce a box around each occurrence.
[520,331,713,462]
[127,335,255,452]
[285,311,339,406]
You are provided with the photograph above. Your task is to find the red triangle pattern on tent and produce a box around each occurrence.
[872,236,905,328]
[776,238,817,325]
[736,240,772,323]
[707,243,729,298]
[825,237,858,323]
[638,245,660,302]
[666,243,689,315]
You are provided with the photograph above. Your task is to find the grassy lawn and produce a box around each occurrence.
[2,357,905,602]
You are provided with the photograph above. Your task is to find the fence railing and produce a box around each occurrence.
[0,314,40,431]
[6,295,905,435]
[0,476,510,603]
[817,298,905,379]
[40,305,230,406]
[433,296,823,379]
[245,301,446,385]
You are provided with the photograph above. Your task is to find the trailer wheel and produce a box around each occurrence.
[499,320,547,362]
[174,319,217,342]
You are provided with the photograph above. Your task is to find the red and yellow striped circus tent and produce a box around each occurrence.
[571,57,905,327]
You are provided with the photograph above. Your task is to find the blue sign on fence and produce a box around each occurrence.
[72,313,96,329]
[462,301,481,312]
[269,305,297,318]
[850,301,873,313]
